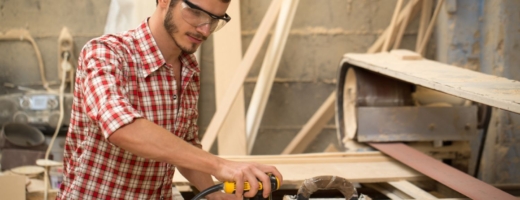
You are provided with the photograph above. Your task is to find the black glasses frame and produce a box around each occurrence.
[182,0,231,23]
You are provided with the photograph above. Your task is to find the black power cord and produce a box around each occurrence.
[191,184,224,200]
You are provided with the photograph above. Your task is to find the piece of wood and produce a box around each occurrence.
[370,143,517,200]
[388,180,439,199]
[416,0,433,51]
[364,183,405,200]
[342,52,520,114]
[390,49,423,60]
[173,155,425,190]
[382,0,404,52]
[213,0,247,155]
[281,92,336,154]
[221,152,390,164]
[417,0,445,55]
[393,0,418,49]
[246,0,300,154]
[368,0,422,53]
[201,0,283,151]
[323,143,339,152]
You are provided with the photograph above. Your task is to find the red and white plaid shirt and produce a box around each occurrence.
[58,20,201,199]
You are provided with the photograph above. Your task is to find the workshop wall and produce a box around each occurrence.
[0,0,419,154]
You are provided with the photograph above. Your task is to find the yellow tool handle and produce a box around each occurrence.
[222,175,280,194]
[223,181,263,194]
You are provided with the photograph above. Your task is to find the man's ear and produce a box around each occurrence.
[157,0,170,9]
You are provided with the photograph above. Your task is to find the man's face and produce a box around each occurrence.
[163,0,229,54]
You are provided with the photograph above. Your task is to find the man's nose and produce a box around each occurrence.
[196,24,211,37]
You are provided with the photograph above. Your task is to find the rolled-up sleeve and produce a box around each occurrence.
[80,41,143,139]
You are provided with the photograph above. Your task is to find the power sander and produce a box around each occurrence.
[191,174,280,200]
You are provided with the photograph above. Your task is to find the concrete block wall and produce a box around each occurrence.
[0,0,420,155]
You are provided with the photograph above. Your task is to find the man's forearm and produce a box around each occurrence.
[177,166,216,193]
[108,118,221,175]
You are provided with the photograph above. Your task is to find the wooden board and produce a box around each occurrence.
[342,52,520,114]
[370,143,517,200]
[173,153,425,190]
[213,0,247,155]
[388,180,439,199]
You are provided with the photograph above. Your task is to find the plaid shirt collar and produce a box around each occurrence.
[134,18,200,78]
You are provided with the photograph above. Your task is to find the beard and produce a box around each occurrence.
[163,7,206,54]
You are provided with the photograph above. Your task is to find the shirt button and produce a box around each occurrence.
[173,95,177,100]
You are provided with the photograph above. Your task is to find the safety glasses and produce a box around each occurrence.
[180,0,231,33]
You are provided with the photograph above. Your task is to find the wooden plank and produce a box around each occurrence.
[393,0,418,49]
[382,0,404,52]
[342,52,520,114]
[364,183,405,200]
[388,180,439,199]
[417,0,445,55]
[368,0,422,53]
[370,143,518,200]
[246,0,300,154]
[281,92,336,154]
[173,155,425,190]
[213,0,247,155]
[201,0,283,151]
[416,0,433,51]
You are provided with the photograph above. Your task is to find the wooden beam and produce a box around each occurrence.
[416,0,433,51]
[342,52,520,114]
[364,183,405,200]
[173,153,425,190]
[370,143,517,200]
[213,0,247,155]
[393,0,418,49]
[246,0,300,154]
[382,0,404,52]
[417,0,445,55]
[281,92,336,154]
[388,180,439,199]
[368,0,422,53]
[201,0,283,151]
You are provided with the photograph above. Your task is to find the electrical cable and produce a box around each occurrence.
[191,184,223,200]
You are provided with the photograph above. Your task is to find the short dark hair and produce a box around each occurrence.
[156,0,230,6]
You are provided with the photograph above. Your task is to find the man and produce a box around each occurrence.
[58,0,282,199]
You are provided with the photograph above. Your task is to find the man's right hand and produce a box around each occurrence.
[214,159,283,199]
